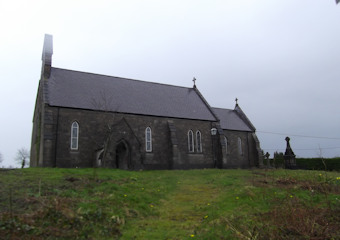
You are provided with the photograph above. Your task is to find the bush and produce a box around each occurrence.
[265,157,340,171]
[296,158,340,171]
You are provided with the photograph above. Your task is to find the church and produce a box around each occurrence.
[30,34,263,170]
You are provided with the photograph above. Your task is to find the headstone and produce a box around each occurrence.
[283,137,297,169]
[265,152,271,168]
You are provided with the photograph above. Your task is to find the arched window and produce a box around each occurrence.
[224,136,228,154]
[145,127,152,152]
[196,131,202,152]
[71,121,79,150]
[188,130,194,152]
[238,137,243,155]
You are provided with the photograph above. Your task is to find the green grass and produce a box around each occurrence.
[0,168,339,239]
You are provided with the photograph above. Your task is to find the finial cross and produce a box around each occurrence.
[193,77,196,87]
[235,98,238,105]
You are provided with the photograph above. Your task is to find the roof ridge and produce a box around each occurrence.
[212,107,233,111]
[51,67,192,90]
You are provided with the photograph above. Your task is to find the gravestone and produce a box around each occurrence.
[265,152,271,168]
[284,137,297,169]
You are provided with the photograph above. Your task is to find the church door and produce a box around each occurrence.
[115,141,130,170]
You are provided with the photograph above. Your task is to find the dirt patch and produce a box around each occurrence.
[299,181,340,194]
[251,171,267,176]
[276,178,297,185]
[260,201,340,239]
[251,174,340,194]
[65,176,79,182]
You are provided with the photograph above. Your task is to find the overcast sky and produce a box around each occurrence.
[1,0,340,167]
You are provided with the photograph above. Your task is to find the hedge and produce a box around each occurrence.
[263,157,340,171]
[296,158,340,171]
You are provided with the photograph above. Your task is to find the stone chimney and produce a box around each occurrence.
[41,34,53,79]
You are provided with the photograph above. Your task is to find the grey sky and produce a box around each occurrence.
[1,0,340,167]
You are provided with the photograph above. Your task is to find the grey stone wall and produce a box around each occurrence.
[30,81,45,167]
[169,118,214,169]
[32,105,261,169]
[222,130,252,168]
[41,107,217,169]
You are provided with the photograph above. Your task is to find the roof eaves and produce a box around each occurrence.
[46,104,216,122]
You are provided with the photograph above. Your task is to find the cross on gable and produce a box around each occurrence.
[193,77,196,87]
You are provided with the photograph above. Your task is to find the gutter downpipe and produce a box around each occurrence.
[54,107,60,167]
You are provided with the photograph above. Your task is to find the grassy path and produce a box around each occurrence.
[121,173,221,239]
[2,169,338,239]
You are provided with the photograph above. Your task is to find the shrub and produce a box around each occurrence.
[296,158,340,171]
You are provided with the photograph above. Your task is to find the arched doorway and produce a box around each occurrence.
[115,140,130,170]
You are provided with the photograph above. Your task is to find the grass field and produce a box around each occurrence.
[0,168,339,239]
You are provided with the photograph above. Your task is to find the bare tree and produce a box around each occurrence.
[15,148,30,168]
[0,152,3,165]
[91,90,117,167]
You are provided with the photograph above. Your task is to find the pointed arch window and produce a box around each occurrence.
[71,121,79,150]
[196,131,202,152]
[188,130,194,152]
[238,137,243,155]
[224,136,228,154]
[145,127,152,152]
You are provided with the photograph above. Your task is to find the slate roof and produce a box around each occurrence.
[212,107,254,132]
[46,68,217,121]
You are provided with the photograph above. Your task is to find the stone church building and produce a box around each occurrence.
[30,34,263,170]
